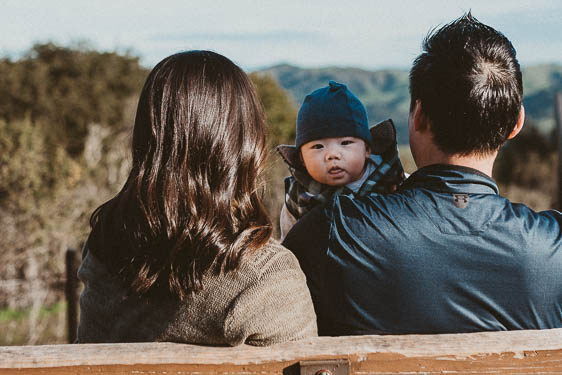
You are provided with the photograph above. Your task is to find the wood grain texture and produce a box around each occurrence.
[1,328,561,374]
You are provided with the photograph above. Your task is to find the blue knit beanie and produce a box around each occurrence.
[295,80,372,148]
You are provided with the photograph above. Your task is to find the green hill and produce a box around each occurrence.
[521,64,562,131]
[259,64,562,144]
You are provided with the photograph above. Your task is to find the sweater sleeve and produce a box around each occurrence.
[223,247,318,346]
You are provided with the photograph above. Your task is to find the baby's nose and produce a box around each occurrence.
[326,149,342,160]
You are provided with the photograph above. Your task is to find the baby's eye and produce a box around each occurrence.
[310,144,324,149]
[341,140,354,146]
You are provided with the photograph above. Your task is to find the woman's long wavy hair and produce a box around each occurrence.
[88,50,272,299]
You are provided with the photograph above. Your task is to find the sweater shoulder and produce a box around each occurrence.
[223,239,317,346]
[244,239,301,279]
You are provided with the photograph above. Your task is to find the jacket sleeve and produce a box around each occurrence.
[223,248,318,346]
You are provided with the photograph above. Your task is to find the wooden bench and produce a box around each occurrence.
[1,328,561,374]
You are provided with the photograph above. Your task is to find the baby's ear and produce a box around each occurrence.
[364,142,371,157]
[369,119,397,154]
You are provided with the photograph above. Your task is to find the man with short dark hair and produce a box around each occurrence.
[283,13,562,335]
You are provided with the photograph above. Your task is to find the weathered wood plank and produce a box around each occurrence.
[1,329,561,374]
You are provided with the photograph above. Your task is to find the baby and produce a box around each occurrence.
[277,81,405,239]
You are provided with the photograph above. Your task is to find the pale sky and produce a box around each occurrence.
[2,0,561,70]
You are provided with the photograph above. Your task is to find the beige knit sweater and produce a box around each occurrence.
[77,240,318,346]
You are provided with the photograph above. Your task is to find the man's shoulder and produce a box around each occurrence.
[506,198,561,217]
[332,189,414,220]
[335,185,562,243]
[499,198,562,236]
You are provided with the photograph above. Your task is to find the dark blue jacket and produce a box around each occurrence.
[283,164,562,335]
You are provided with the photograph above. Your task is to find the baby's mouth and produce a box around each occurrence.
[328,166,345,175]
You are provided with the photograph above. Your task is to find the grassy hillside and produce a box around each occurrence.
[260,64,562,144]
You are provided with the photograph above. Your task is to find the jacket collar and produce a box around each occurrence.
[400,164,499,195]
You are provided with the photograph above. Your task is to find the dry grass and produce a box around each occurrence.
[0,302,68,345]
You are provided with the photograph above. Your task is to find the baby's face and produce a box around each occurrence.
[301,136,370,186]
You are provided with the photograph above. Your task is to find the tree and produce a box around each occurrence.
[0,43,147,156]
[0,44,147,318]
[249,73,298,237]
[249,72,297,147]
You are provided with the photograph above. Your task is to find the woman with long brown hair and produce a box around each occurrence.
[77,50,317,346]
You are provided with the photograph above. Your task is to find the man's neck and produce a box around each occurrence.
[414,145,497,177]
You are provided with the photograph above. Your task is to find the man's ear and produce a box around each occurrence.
[507,105,525,140]
[412,100,430,132]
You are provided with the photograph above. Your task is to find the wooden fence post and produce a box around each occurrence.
[65,248,79,343]
[554,92,562,210]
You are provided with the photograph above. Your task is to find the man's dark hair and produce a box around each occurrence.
[409,12,523,155]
